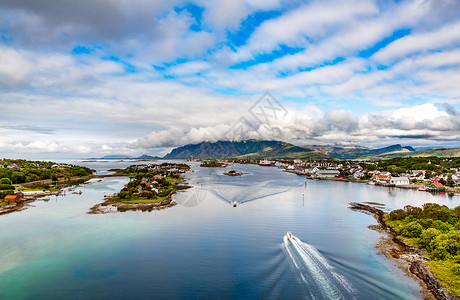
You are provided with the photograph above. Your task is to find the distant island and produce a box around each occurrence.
[200,160,228,167]
[97,154,162,160]
[223,170,246,176]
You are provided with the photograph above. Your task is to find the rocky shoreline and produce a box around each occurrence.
[349,202,458,300]
[0,175,118,216]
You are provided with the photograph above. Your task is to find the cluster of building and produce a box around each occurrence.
[0,162,70,169]
[128,163,189,174]
[271,159,459,190]
[3,192,25,203]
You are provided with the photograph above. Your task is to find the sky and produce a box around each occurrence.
[0,0,460,159]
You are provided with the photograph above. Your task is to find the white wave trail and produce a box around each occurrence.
[283,234,355,299]
[298,240,355,294]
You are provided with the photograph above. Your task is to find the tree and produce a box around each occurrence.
[419,228,441,251]
[387,165,398,174]
[366,164,376,171]
[0,178,12,185]
[401,222,423,238]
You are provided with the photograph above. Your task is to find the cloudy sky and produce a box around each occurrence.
[1,0,460,159]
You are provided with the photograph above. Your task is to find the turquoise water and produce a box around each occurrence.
[0,161,458,299]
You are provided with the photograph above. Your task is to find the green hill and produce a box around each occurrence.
[163,140,459,160]
[163,140,328,159]
[361,148,460,159]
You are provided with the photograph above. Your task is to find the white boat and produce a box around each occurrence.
[287,232,293,240]
[231,201,237,207]
[418,187,427,191]
[259,160,272,166]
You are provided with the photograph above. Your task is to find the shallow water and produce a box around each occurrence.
[0,160,458,299]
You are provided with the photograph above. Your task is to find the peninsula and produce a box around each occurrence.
[350,202,460,299]
[0,159,94,215]
[89,162,191,213]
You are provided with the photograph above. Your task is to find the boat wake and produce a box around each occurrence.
[213,186,291,207]
[283,233,356,299]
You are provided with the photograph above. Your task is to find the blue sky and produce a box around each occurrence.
[0,0,460,159]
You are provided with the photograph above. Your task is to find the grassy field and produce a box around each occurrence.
[164,177,182,183]
[112,197,166,204]
[427,260,460,297]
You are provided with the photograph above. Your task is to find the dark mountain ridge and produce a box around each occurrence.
[163,140,416,160]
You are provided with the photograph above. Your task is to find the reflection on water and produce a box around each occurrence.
[0,160,458,299]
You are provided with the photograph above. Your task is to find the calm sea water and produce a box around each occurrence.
[0,160,458,299]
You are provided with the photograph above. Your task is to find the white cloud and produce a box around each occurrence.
[133,103,460,150]
[201,0,249,31]
[373,20,460,64]
[0,0,460,158]
[0,46,31,87]
[239,0,378,58]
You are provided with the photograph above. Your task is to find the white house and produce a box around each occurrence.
[317,170,340,178]
[390,177,410,186]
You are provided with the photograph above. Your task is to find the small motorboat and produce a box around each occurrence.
[231,201,237,207]
[287,232,293,240]
[418,187,427,191]
[72,190,82,195]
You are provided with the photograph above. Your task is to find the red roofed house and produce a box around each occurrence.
[428,182,445,192]
[373,174,391,183]
[4,194,21,202]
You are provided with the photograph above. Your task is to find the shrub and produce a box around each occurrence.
[430,232,460,260]
[431,238,452,260]
[0,184,15,190]
[417,218,435,229]
[117,191,129,200]
[0,190,14,199]
[419,228,441,251]
[401,222,424,238]
[388,209,406,220]
[404,205,422,218]
[453,264,460,275]
[0,178,12,185]
[434,220,452,233]
[447,214,459,226]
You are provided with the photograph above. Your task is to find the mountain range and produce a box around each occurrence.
[99,154,161,160]
[100,140,459,161]
[163,140,422,160]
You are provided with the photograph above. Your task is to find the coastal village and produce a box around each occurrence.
[0,159,94,214]
[281,158,459,191]
[199,157,460,194]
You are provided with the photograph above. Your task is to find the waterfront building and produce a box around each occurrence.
[317,170,340,178]
[390,177,410,186]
